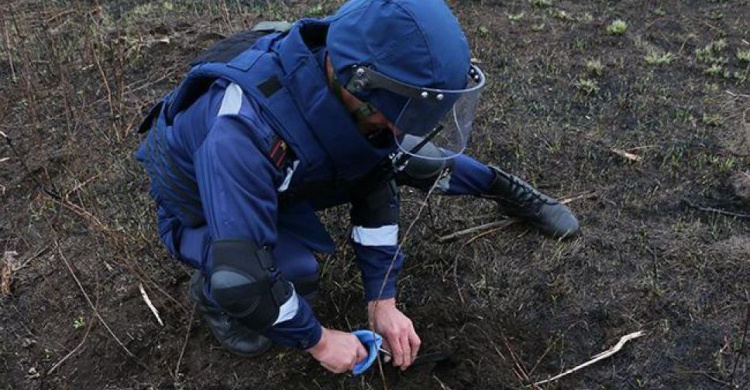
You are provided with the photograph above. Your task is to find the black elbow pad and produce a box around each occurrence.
[209,240,293,331]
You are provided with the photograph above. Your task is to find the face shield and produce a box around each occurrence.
[346,64,486,159]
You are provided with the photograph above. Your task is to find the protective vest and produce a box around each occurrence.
[138,19,396,227]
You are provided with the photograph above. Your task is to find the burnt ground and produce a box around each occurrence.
[0,0,748,389]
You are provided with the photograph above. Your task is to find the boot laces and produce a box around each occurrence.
[508,176,556,210]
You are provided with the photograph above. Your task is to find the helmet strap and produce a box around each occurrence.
[350,102,378,120]
[328,67,380,122]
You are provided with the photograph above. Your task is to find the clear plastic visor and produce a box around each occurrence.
[347,64,486,160]
[393,71,484,159]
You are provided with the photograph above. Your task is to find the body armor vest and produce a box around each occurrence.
[138,19,396,226]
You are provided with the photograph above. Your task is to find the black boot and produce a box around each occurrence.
[189,271,273,357]
[485,166,579,238]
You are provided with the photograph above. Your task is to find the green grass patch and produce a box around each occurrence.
[645,52,675,66]
[701,113,724,127]
[531,23,546,32]
[584,59,604,76]
[530,0,553,8]
[702,61,725,74]
[575,78,600,94]
[554,10,574,21]
[696,39,728,64]
[606,19,628,35]
[508,12,525,21]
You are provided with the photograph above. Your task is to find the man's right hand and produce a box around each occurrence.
[307,327,369,374]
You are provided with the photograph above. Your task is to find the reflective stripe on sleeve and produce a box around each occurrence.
[272,286,299,326]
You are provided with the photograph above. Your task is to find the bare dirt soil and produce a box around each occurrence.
[1,1,748,389]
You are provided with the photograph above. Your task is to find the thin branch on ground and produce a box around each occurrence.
[370,170,447,387]
[64,174,101,198]
[502,334,541,389]
[532,331,646,386]
[683,200,750,219]
[677,371,733,386]
[89,36,117,143]
[433,374,452,390]
[559,191,597,205]
[581,135,645,162]
[439,191,595,242]
[3,19,16,80]
[451,221,515,304]
[729,304,749,386]
[609,148,642,162]
[45,193,117,234]
[528,321,586,376]
[463,322,508,363]
[374,170,446,301]
[725,90,750,98]
[48,314,95,374]
[438,219,518,242]
[56,243,140,362]
[175,304,196,379]
[10,7,39,128]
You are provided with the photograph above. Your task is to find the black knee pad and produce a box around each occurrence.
[210,240,293,331]
[395,135,454,190]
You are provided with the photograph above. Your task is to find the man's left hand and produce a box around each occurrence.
[368,298,421,370]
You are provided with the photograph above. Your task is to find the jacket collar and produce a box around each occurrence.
[273,20,395,178]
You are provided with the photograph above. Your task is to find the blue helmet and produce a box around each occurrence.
[326,0,486,158]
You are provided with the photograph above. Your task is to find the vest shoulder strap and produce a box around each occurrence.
[189,20,290,66]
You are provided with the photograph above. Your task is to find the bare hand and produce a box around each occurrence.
[307,327,369,374]
[368,298,421,370]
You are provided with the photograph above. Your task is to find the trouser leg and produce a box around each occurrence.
[396,152,580,238]
[271,229,320,301]
[156,203,321,299]
[155,205,321,356]
[435,154,496,196]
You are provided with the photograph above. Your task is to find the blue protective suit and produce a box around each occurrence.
[136,14,497,349]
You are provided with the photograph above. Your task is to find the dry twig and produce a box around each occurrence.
[581,135,644,162]
[532,330,646,386]
[609,148,642,162]
[374,170,447,300]
[370,169,448,389]
[559,191,597,205]
[175,304,196,379]
[3,19,16,80]
[438,219,517,242]
[48,314,95,374]
[89,37,118,142]
[139,283,164,326]
[683,200,750,219]
[57,244,139,361]
[439,191,594,242]
[729,305,749,386]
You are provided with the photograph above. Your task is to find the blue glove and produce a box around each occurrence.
[352,330,383,375]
